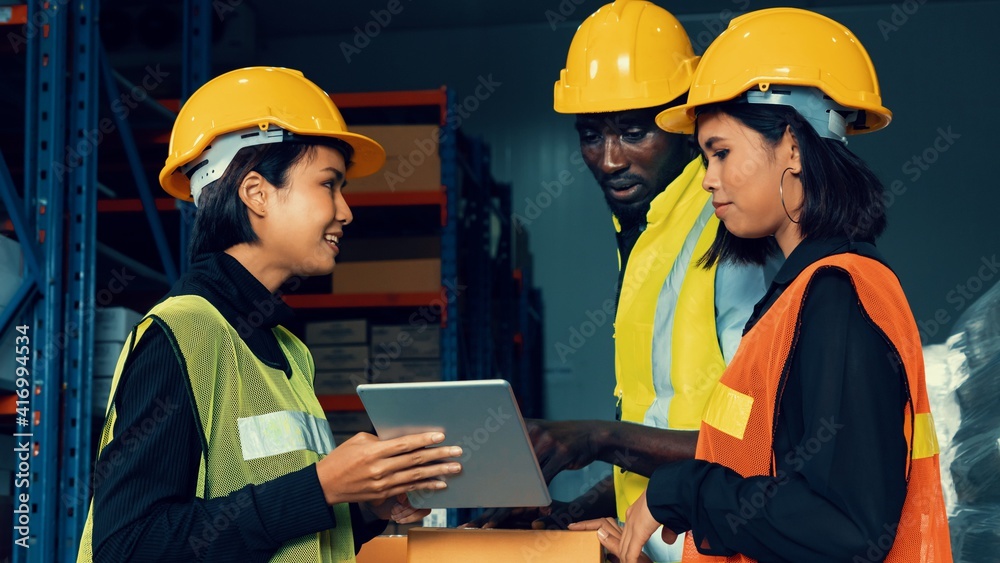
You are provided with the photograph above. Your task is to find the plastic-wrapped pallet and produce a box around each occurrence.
[924,279,1000,562]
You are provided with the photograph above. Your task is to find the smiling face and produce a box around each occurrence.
[575,107,690,226]
[249,145,353,283]
[697,111,804,256]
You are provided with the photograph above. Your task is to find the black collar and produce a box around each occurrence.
[745,236,889,333]
[173,252,295,331]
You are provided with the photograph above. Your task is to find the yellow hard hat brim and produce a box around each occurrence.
[656,77,893,135]
[158,126,387,203]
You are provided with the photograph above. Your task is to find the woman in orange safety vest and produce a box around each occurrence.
[572,8,952,563]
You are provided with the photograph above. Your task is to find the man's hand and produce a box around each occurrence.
[527,419,604,482]
[459,506,543,530]
[461,475,616,529]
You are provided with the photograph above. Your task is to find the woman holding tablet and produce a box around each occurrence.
[77,67,462,562]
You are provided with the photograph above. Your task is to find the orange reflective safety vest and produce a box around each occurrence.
[683,253,952,562]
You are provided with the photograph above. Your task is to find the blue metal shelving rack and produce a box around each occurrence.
[179,0,212,273]
[20,1,69,560]
[2,0,211,558]
[0,0,538,546]
[59,1,100,560]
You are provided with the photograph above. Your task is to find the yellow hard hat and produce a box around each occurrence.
[657,8,891,136]
[553,0,699,114]
[159,66,386,203]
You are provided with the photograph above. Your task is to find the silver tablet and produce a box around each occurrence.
[356,379,552,509]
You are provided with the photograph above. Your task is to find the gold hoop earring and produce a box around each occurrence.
[779,167,800,224]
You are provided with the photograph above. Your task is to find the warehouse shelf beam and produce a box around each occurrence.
[0,5,27,25]
[59,1,99,556]
[99,44,178,285]
[283,292,445,310]
[19,0,70,560]
[111,68,178,122]
[178,0,211,273]
[96,242,171,287]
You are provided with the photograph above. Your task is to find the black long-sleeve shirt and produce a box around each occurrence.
[645,237,909,563]
[91,252,386,562]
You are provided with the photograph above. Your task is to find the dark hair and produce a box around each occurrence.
[697,102,887,268]
[189,136,354,260]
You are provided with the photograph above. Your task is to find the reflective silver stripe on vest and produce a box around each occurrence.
[237,410,335,461]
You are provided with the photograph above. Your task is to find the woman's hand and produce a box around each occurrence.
[365,494,430,524]
[568,518,653,563]
[316,432,462,505]
[620,490,677,563]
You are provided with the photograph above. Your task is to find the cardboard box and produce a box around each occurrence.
[371,325,440,359]
[305,319,367,346]
[95,307,142,342]
[327,411,372,433]
[352,125,440,157]
[369,359,441,385]
[407,528,604,563]
[314,369,367,395]
[357,535,406,563]
[348,125,441,194]
[94,341,126,377]
[310,344,369,370]
[332,259,440,295]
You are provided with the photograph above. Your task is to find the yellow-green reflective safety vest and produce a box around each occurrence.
[78,295,355,562]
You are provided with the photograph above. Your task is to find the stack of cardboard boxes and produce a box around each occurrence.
[324,124,443,296]
[368,324,441,387]
[308,317,446,444]
[93,307,141,413]
[307,319,369,396]
[306,319,373,444]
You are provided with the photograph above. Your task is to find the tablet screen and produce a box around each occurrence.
[356,379,551,509]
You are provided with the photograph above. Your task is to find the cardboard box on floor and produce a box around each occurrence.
[357,529,604,563]
[407,528,605,562]
[357,535,406,563]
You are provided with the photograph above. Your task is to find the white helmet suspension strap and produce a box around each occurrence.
[182,126,289,206]
[742,85,858,144]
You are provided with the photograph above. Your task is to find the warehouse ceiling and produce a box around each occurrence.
[253,0,913,34]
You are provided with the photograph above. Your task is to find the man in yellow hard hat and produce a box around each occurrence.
[470,2,773,561]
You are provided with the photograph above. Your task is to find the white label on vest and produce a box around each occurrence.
[237,410,336,461]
